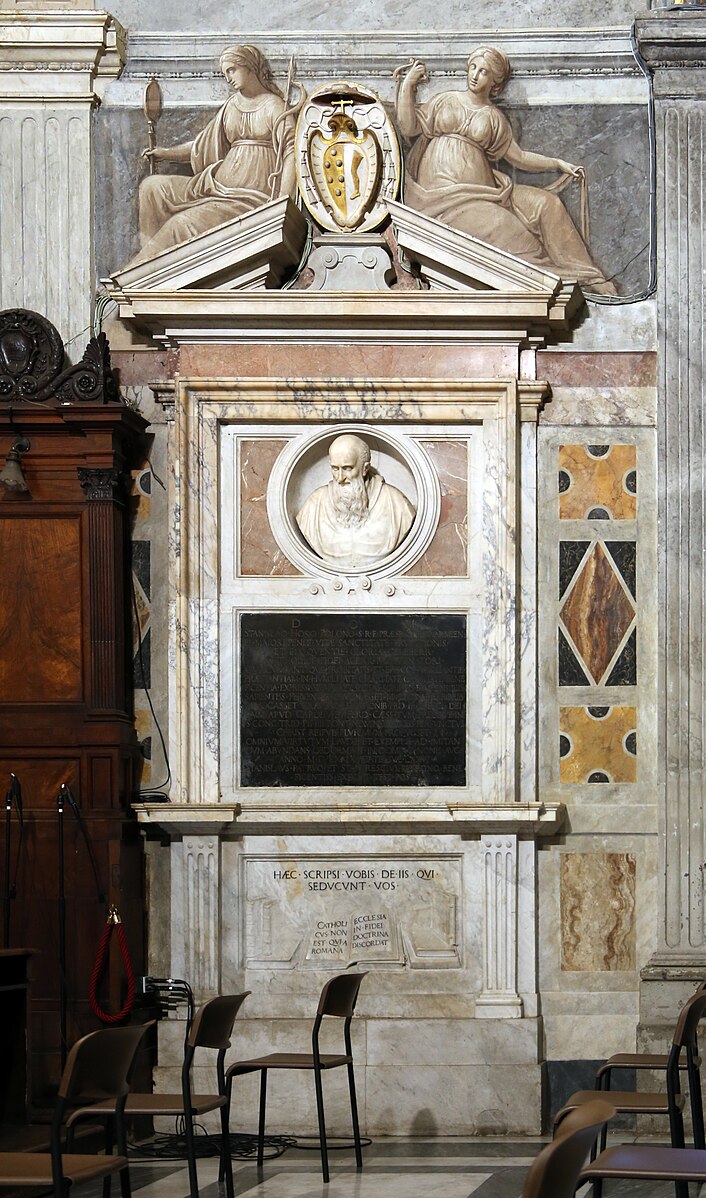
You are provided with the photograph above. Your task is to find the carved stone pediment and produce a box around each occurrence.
[105,196,308,296]
[387,199,582,313]
[105,196,583,346]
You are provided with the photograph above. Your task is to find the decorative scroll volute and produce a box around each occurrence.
[0,309,122,406]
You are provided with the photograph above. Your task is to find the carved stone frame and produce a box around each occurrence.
[150,375,556,828]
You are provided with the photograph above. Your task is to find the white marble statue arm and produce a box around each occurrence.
[502,137,582,177]
[143,140,195,164]
[394,59,428,139]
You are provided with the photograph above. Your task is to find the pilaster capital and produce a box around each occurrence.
[635,11,706,98]
[0,9,125,104]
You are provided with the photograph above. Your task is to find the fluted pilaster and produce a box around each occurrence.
[636,13,706,964]
[0,10,124,344]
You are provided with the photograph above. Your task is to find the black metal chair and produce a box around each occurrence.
[595,979,706,1144]
[0,1023,147,1198]
[68,992,250,1198]
[521,1099,615,1198]
[554,987,706,1198]
[224,971,367,1183]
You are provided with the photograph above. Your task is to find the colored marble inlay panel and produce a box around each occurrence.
[406,440,468,576]
[559,543,635,684]
[559,444,637,520]
[605,628,637,686]
[240,439,300,577]
[559,705,637,783]
[134,699,153,786]
[561,852,636,971]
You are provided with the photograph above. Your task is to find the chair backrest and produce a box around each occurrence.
[672,988,706,1051]
[522,1100,615,1198]
[58,1023,151,1104]
[187,992,251,1050]
[316,972,367,1019]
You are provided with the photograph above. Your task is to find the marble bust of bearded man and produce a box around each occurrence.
[296,434,416,568]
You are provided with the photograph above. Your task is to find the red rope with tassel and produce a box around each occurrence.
[89,906,136,1023]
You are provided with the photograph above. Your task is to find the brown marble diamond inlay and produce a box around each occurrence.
[560,543,635,683]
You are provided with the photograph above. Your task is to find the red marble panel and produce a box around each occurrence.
[538,351,656,388]
[406,440,468,577]
[179,342,518,380]
[110,348,178,386]
[240,438,300,576]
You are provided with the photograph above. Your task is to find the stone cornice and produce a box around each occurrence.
[0,9,125,102]
[635,11,706,97]
[109,290,582,348]
[123,28,641,81]
[132,800,566,837]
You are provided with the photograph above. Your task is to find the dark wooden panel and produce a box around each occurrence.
[0,356,148,1104]
[0,517,83,702]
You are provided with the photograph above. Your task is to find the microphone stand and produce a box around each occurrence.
[3,773,23,948]
[56,783,106,1070]
[57,785,67,1069]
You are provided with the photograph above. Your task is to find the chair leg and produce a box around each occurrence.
[183,1107,199,1198]
[257,1069,268,1171]
[103,1117,116,1198]
[588,1124,607,1198]
[118,1165,131,1198]
[689,1064,705,1150]
[219,1074,234,1185]
[347,1061,362,1170]
[669,1103,686,1150]
[313,1064,329,1183]
[693,1085,706,1151]
[219,1098,234,1198]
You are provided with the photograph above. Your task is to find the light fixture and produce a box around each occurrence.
[0,437,30,492]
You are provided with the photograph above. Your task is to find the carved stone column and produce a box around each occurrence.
[635,14,706,1011]
[477,834,523,1018]
[0,9,124,344]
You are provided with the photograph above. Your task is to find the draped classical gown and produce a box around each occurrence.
[404,92,616,294]
[135,91,293,263]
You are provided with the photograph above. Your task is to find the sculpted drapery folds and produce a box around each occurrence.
[394,46,617,296]
[134,45,297,264]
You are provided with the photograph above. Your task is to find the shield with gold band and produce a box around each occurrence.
[308,108,381,232]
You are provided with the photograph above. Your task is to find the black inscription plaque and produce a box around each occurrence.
[240,613,467,787]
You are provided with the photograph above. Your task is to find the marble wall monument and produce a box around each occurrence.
[5,0,697,1139]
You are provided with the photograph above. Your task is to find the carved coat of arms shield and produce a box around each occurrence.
[309,109,381,232]
[296,82,401,234]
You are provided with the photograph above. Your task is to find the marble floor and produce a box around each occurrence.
[116,1135,700,1198]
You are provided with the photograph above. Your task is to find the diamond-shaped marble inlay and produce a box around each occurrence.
[559,543,635,683]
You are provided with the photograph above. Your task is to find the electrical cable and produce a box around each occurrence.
[131,574,172,800]
[291,1133,373,1151]
[127,1126,371,1162]
[61,784,106,903]
[585,21,657,306]
[129,1128,297,1161]
[94,293,119,337]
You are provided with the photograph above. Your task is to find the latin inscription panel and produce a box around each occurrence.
[242,854,462,969]
[240,613,467,787]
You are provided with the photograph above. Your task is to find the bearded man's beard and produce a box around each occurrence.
[331,475,369,527]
